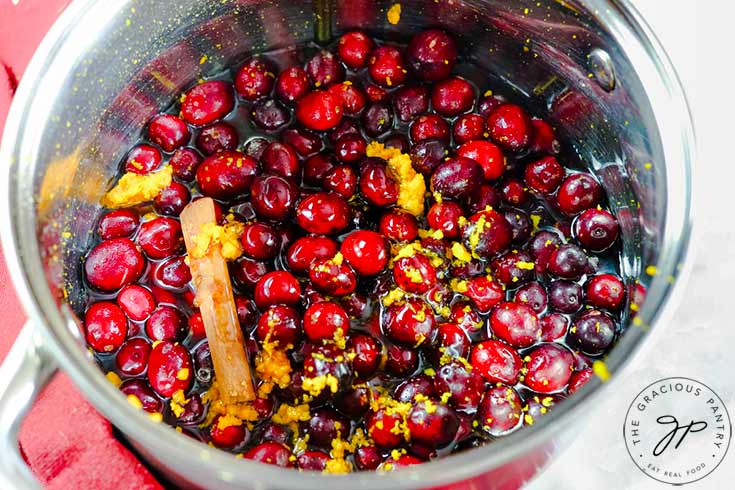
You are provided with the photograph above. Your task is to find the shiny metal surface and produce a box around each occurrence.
[0,0,693,488]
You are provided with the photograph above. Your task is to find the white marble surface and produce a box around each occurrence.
[528,1,735,489]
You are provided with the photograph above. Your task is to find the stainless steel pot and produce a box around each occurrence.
[0,0,694,488]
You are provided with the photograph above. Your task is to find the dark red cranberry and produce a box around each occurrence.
[286,236,338,275]
[457,140,504,181]
[85,301,128,352]
[145,305,186,342]
[467,184,501,214]
[115,337,151,376]
[254,270,301,309]
[568,368,593,394]
[154,182,190,216]
[586,274,625,310]
[462,275,504,313]
[234,295,257,328]
[432,76,474,116]
[338,31,374,69]
[303,407,349,449]
[524,393,563,425]
[476,385,523,436]
[379,211,419,242]
[392,85,429,122]
[235,57,275,100]
[486,103,534,152]
[461,209,513,259]
[302,344,353,399]
[490,302,540,348]
[503,209,532,244]
[383,298,437,347]
[275,66,310,103]
[410,139,447,176]
[147,341,192,397]
[568,310,616,356]
[98,210,139,240]
[297,451,329,471]
[341,293,369,320]
[148,114,190,152]
[117,285,155,321]
[295,192,351,235]
[85,238,145,292]
[231,256,269,290]
[260,422,292,444]
[548,280,583,313]
[528,230,563,273]
[169,147,202,182]
[137,217,182,260]
[153,256,192,290]
[328,117,360,143]
[124,144,161,174]
[434,361,484,411]
[244,442,294,467]
[196,151,258,200]
[250,174,298,221]
[427,201,463,239]
[500,178,529,206]
[410,114,450,143]
[359,158,399,206]
[251,98,290,131]
[281,127,322,157]
[120,379,162,413]
[260,142,298,178]
[296,90,343,131]
[243,137,270,160]
[194,121,238,155]
[530,118,560,154]
[340,230,388,276]
[305,50,345,88]
[335,384,371,417]
[453,114,486,144]
[302,152,337,186]
[406,29,457,82]
[430,157,483,200]
[361,103,393,137]
[525,156,564,194]
[523,343,574,393]
[334,134,366,164]
[354,446,382,470]
[385,344,419,377]
[574,208,619,251]
[367,408,404,448]
[368,46,408,87]
[470,339,522,384]
[407,399,459,447]
[393,253,437,294]
[347,334,381,378]
[539,312,569,341]
[256,304,301,346]
[240,222,279,260]
[557,173,603,215]
[435,322,471,359]
[514,281,548,313]
[548,244,589,279]
[303,301,349,341]
[477,93,507,117]
[180,80,234,126]
[327,82,367,114]
[309,256,357,296]
[383,133,410,153]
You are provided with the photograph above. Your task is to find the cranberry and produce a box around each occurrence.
[523,343,574,393]
[254,271,301,309]
[145,305,186,342]
[295,90,343,131]
[557,173,603,215]
[367,408,404,448]
[260,142,298,178]
[467,184,501,214]
[115,337,151,376]
[361,102,393,137]
[296,192,351,235]
[427,202,462,239]
[334,134,367,164]
[365,83,388,102]
[410,114,450,143]
[98,210,139,240]
[260,422,292,444]
[503,209,532,243]
[548,244,589,279]
[147,341,192,397]
[407,399,459,447]
[243,137,270,160]
[574,208,619,251]
[355,446,382,470]
[120,379,162,413]
[540,312,569,341]
[477,93,507,117]
[255,305,301,346]
[117,285,155,321]
[568,368,593,394]
[153,256,192,290]
[392,374,434,403]
[234,295,257,327]
[410,139,447,176]
[359,158,399,206]
[305,50,345,87]
[385,344,419,376]
[180,80,234,126]
[302,344,353,399]
[548,280,583,313]
[530,118,560,154]
[470,339,522,384]
[309,256,357,296]
[154,182,190,216]
[303,407,349,449]
[430,157,483,200]
[85,238,145,292]
[169,147,202,182]
[297,451,329,471]
[434,361,484,411]
[514,281,548,313]
[432,77,474,116]
[327,82,367,114]
[463,275,504,313]
[328,117,360,143]
[188,312,205,338]
[500,179,529,206]
[244,442,294,467]
[383,298,436,347]
[461,209,513,259]
[525,156,564,194]
[347,334,381,378]
[368,46,408,87]
[340,230,388,276]
[524,394,563,426]
[379,211,419,242]
[235,57,275,100]
[148,114,190,152]
[490,302,540,348]
[196,151,258,200]
[209,415,249,449]
[251,98,290,131]
[406,29,457,81]
[239,222,278,260]
[338,31,374,69]
[231,256,269,290]
[384,132,410,152]
[281,127,322,157]
[528,230,562,273]
[486,103,534,152]
[84,301,128,352]
[457,140,505,181]
[286,236,338,275]
[435,322,471,359]
[382,454,424,469]
[193,121,237,155]
[124,144,161,174]
[476,385,523,436]
[586,274,625,310]
[137,218,182,259]
[453,114,486,144]
[303,301,349,341]
[392,85,429,122]
[275,66,310,103]
[393,253,437,294]
[302,153,337,185]
[250,174,298,221]
[568,310,616,355]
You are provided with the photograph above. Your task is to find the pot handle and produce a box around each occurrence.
[0,321,58,490]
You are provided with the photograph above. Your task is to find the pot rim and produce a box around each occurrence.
[0,0,694,487]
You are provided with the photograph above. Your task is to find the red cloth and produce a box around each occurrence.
[0,1,163,488]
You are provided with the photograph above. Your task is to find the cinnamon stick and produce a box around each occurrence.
[180,198,256,403]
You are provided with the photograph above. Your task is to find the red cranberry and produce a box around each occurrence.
[523,343,574,393]
[383,298,437,347]
[530,118,560,154]
[461,209,513,259]
[379,211,418,242]
[434,361,484,411]
[406,29,457,82]
[234,295,257,328]
[431,76,474,116]
[503,209,532,243]
[275,66,310,103]
[477,93,507,117]
[327,82,366,114]
[528,230,563,273]
[303,407,349,449]
[260,142,299,178]
[548,244,589,279]
[457,140,505,181]
[85,238,145,292]
[548,280,583,313]
[256,305,301,346]
[394,373,435,404]
[210,415,249,449]
[334,134,366,164]
[463,275,504,313]
[500,178,529,206]
[250,174,298,221]
[115,337,151,376]
[382,454,424,469]
[120,379,162,413]
[340,230,388,276]
[180,80,234,126]
[195,121,238,156]
[260,422,292,444]
[365,83,388,102]
[514,281,548,313]
[430,157,483,200]
[244,442,294,467]
[359,158,398,206]
[574,208,619,251]
[435,322,471,359]
[137,217,183,259]
[85,301,128,352]
[309,256,357,296]
[148,114,190,152]
[338,31,374,69]
[407,399,459,448]
[154,182,190,216]
[296,90,343,131]
[347,334,381,378]
[188,311,205,339]
[117,285,155,321]
[368,46,408,87]
[251,98,290,131]
[361,103,393,137]
[153,256,191,290]
[568,368,593,394]
[410,139,447,176]
[355,446,382,470]
[302,344,353,399]
[453,114,486,144]
[525,156,564,194]
[490,302,540,348]
[540,312,569,341]
[98,210,139,240]
[147,341,192,397]
[196,151,258,200]
[297,451,329,471]
[286,236,338,275]
[239,222,279,260]
[281,127,322,157]
[169,147,202,182]
[303,301,349,341]
[393,85,429,122]
[470,339,522,384]
[486,103,534,152]
[427,201,463,239]
[148,285,179,307]
[302,152,337,185]
[254,271,301,309]
[476,385,523,436]
[305,50,345,88]
[231,256,269,290]
[467,184,501,214]
[568,310,616,356]
[296,192,350,235]
[410,114,450,143]
[235,57,275,100]
[385,344,419,376]
[586,274,625,310]
[145,305,186,341]
[124,144,161,174]
[367,408,404,448]
[393,253,437,294]
[557,173,603,215]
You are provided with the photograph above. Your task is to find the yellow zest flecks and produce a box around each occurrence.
[382,287,406,307]
[451,242,472,263]
[216,414,244,430]
[189,220,245,260]
[592,360,611,382]
[176,368,190,381]
[106,371,122,388]
[127,394,144,409]
[255,343,292,389]
[170,389,189,418]
[201,380,260,426]
[101,165,173,208]
[645,265,658,276]
[515,261,535,270]
[332,252,344,265]
[366,141,426,216]
[272,403,311,425]
[386,3,402,25]
[302,373,340,397]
